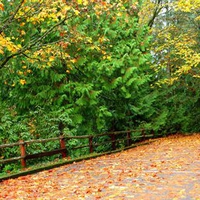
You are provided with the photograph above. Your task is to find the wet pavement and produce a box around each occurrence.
[0,134,199,200]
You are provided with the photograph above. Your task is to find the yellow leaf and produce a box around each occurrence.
[0,3,4,11]
[21,30,26,36]
[6,37,11,41]
[49,56,55,62]
[7,44,16,52]
[101,50,106,55]
[83,0,88,6]
[19,79,26,85]
[74,9,80,15]
[18,71,23,75]
[66,70,70,73]
[0,48,3,54]
[107,56,112,61]
[70,58,77,63]
[27,70,32,73]
[64,5,71,11]
[117,12,122,17]
[77,0,82,4]
[17,44,22,49]
[20,22,25,27]
[47,62,51,66]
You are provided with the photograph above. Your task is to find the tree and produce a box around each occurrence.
[0,0,155,139]
[142,0,200,132]
[0,0,159,173]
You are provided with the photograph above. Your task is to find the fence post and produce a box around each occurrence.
[89,136,93,153]
[111,133,116,150]
[142,129,146,140]
[127,131,131,146]
[60,136,67,158]
[151,130,155,137]
[19,140,26,168]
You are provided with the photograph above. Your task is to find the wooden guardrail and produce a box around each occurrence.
[0,129,155,168]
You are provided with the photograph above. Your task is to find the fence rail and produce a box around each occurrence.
[0,129,155,168]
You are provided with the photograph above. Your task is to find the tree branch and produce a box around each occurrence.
[0,15,71,69]
[0,0,25,34]
[148,0,163,28]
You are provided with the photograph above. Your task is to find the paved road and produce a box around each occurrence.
[0,134,200,200]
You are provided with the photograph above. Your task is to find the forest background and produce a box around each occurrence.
[0,0,199,173]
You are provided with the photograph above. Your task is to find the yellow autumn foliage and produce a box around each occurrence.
[175,0,200,12]
[148,0,200,85]
[155,28,199,74]
[0,35,18,53]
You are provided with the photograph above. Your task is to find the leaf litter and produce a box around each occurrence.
[0,134,199,200]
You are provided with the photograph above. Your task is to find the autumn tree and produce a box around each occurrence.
[140,0,200,132]
[0,0,156,142]
[1,0,199,174]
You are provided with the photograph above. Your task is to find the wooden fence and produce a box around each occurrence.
[0,129,155,168]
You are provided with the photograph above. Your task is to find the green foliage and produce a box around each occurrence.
[0,0,157,172]
[163,74,200,133]
[1,0,199,174]
[93,135,112,153]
